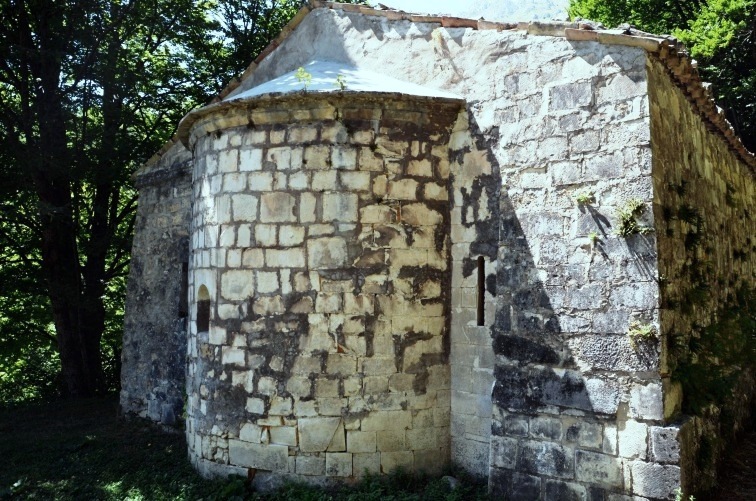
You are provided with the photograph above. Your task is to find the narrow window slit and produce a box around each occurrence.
[197,284,210,333]
[477,256,485,326]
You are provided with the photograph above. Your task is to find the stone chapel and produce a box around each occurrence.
[120,2,756,499]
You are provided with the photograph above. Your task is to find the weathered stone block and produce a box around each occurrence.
[564,420,603,450]
[269,395,292,415]
[618,420,648,460]
[218,150,238,172]
[223,173,246,192]
[269,426,297,446]
[377,429,405,452]
[550,81,592,110]
[490,435,517,469]
[517,440,574,479]
[296,455,326,476]
[308,237,347,269]
[256,271,279,293]
[630,382,663,421]
[401,203,443,225]
[408,159,432,177]
[222,346,245,366]
[347,431,377,453]
[234,250,261,273]
[260,192,296,223]
[299,417,342,453]
[575,450,623,489]
[312,170,337,191]
[649,426,680,464]
[322,193,358,222]
[326,452,353,477]
[360,204,394,224]
[332,146,357,169]
[531,416,562,441]
[406,427,436,450]
[229,440,288,471]
[240,423,264,443]
[266,248,305,268]
[220,270,255,300]
[248,171,273,191]
[362,411,411,432]
[630,461,680,499]
[353,452,381,477]
[277,225,304,247]
[304,145,330,169]
[231,194,258,222]
[239,148,263,171]
[340,171,371,191]
[387,179,418,200]
[544,480,587,501]
[491,469,543,501]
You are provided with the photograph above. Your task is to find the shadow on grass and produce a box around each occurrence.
[0,396,237,500]
[0,398,487,500]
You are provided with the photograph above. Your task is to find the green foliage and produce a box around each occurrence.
[0,0,364,400]
[627,321,657,349]
[614,199,654,236]
[574,191,595,205]
[675,487,696,501]
[674,0,752,58]
[568,0,756,152]
[673,287,756,414]
[295,66,313,90]
[336,74,347,91]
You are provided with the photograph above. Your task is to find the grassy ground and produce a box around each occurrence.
[0,397,488,500]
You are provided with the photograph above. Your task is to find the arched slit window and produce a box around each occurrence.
[197,284,210,333]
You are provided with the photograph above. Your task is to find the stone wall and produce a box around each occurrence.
[184,94,463,485]
[121,141,192,424]
[648,56,756,496]
[486,43,671,500]
[448,111,500,477]
[122,5,756,498]
[240,13,665,492]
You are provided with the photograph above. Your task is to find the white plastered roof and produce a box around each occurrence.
[226,60,462,101]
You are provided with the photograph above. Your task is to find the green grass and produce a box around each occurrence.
[0,397,488,500]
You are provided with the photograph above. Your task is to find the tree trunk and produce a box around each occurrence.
[28,9,106,397]
[41,221,103,397]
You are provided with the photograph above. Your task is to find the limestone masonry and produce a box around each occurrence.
[120,2,755,499]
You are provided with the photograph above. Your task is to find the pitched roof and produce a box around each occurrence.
[140,0,755,172]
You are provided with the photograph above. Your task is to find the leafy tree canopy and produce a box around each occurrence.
[0,0,361,402]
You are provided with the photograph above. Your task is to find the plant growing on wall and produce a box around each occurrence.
[295,67,312,90]
[673,286,756,413]
[574,191,595,205]
[627,321,657,349]
[614,199,654,236]
[335,74,347,90]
